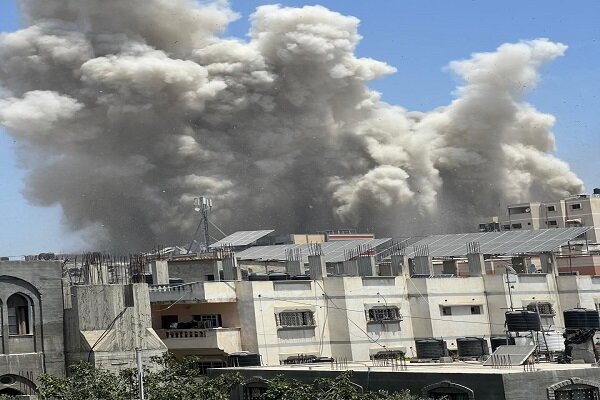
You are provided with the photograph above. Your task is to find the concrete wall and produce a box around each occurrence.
[0,260,65,393]
[64,283,166,371]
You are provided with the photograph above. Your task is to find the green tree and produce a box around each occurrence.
[38,362,127,400]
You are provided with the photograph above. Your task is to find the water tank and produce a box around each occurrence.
[0,257,8,261]
[415,339,448,359]
[456,337,489,358]
[535,331,565,352]
[228,352,261,367]
[268,272,289,281]
[490,336,515,352]
[593,188,600,195]
[248,273,269,281]
[505,310,541,332]
[563,308,600,330]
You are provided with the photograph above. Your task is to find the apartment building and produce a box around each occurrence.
[497,191,600,243]
[144,227,600,368]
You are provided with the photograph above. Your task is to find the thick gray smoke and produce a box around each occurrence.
[0,1,584,250]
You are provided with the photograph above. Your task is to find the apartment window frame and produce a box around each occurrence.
[570,203,582,210]
[441,306,452,316]
[366,306,402,323]
[502,225,511,231]
[275,310,315,329]
[511,223,522,229]
[547,220,558,226]
[526,302,554,316]
[192,314,223,328]
[470,306,482,315]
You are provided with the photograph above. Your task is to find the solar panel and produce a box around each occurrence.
[404,227,590,258]
[236,238,392,264]
[483,344,536,366]
[210,230,275,248]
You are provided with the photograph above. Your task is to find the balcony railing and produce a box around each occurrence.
[149,281,237,303]
[156,328,242,354]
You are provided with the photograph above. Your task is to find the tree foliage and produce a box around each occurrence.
[35,356,426,400]
[260,372,426,400]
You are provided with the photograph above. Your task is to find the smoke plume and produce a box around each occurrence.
[0,1,584,250]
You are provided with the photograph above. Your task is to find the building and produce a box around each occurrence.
[210,362,600,400]
[0,260,65,397]
[145,227,600,367]
[495,191,600,243]
[0,257,167,397]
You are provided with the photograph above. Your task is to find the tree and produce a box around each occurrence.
[37,362,128,400]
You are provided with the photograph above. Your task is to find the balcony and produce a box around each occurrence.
[156,328,242,354]
[149,281,237,304]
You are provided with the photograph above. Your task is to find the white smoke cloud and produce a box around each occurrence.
[0,1,583,250]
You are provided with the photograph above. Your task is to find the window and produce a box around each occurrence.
[367,306,401,322]
[276,311,315,328]
[502,225,511,230]
[547,205,556,212]
[442,306,452,316]
[193,314,222,328]
[547,220,558,226]
[205,274,215,281]
[571,203,581,210]
[512,223,522,229]
[527,302,554,316]
[470,306,481,315]
[7,294,30,335]
[555,387,599,400]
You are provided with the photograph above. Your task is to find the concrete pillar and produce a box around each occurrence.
[413,256,433,276]
[285,260,303,276]
[467,253,486,277]
[83,264,109,285]
[343,260,358,276]
[442,259,457,275]
[540,252,556,275]
[150,260,169,285]
[357,256,376,276]
[222,255,241,281]
[379,264,392,276]
[391,254,409,276]
[308,255,326,280]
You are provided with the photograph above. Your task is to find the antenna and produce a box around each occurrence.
[187,196,213,254]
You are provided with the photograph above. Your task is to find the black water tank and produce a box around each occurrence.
[593,188,600,195]
[564,308,600,330]
[505,310,541,331]
[490,336,515,352]
[457,337,489,358]
[268,272,289,281]
[415,338,448,359]
[228,352,261,367]
[0,257,8,261]
[248,273,269,281]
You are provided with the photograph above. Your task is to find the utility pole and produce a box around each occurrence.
[135,348,145,400]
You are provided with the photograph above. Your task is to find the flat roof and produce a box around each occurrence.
[218,360,599,375]
[404,227,591,258]
[236,238,392,264]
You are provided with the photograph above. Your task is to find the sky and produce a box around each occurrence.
[0,0,599,256]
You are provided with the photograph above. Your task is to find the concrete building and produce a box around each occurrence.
[0,257,167,397]
[497,192,600,243]
[0,261,65,397]
[145,227,600,371]
[211,362,600,400]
